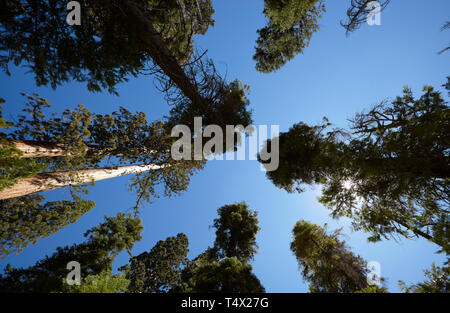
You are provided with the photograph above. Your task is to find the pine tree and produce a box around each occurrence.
[0,0,214,94]
[0,94,204,205]
[260,80,450,253]
[291,220,384,292]
[0,212,143,292]
[173,202,265,292]
[0,194,95,258]
[122,233,189,293]
[253,0,392,72]
[0,1,253,133]
[254,0,325,73]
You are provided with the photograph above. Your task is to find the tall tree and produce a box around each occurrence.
[173,202,265,292]
[124,202,264,293]
[0,0,214,94]
[212,202,260,262]
[0,212,143,292]
[177,256,265,293]
[0,1,253,134]
[0,94,204,206]
[254,0,325,73]
[122,233,189,293]
[291,220,382,292]
[0,194,95,258]
[254,0,392,72]
[0,164,164,201]
[260,80,450,253]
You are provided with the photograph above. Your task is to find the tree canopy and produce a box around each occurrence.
[123,233,189,293]
[0,93,204,206]
[261,80,450,253]
[212,202,260,262]
[291,220,384,292]
[174,202,264,292]
[122,202,264,293]
[0,212,143,292]
[254,0,325,73]
[0,0,214,94]
[61,270,130,293]
[0,194,95,258]
[253,0,392,72]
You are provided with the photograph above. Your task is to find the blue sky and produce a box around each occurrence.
[1,0,449,292]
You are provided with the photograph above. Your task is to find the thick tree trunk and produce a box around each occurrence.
[2,139,158,158]
[123,1,207,110]
[0,164,162,200]
[3,140,68,158]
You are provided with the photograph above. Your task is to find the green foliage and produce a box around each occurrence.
[62,271,130,293]
[259,119,339,192]
[0,101,43,191]
[173,202,264,293]
[399,263,449,293]
[0,138,43,192]
[291,220,375,293]
[123,233,189,293]
[3,93,205,207]
[355,286,387,293]
[262,81,450,253]
[121,202,263,293]
[0,0,214,94]
[264,0,319,30]
[0,194,95,258]
[0,212,143,292]
[177,256,265,293]
[254,0,325,73]
[213,202,260,261]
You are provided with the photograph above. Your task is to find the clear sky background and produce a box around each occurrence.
[1,0,449,292]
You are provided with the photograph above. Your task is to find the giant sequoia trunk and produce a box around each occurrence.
[2,140,158,158]
[2,140,72,158]
[0,164,162,200]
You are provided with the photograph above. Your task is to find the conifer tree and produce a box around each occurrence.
[173,202,265,292]
[122,233,189,293]
[0,194,95,258]
[290,220,383,292]
[260,80,450,253]
[253,0,391,72]
[0,94,204,205]
[0,212,143,292]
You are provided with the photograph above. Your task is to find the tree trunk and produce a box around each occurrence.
[2,139,158,158]
[0,164,162,200]
[122,1,207,110]
[3,140,68,158]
